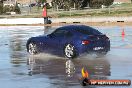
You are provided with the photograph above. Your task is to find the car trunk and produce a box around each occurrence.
[88,34,110,51]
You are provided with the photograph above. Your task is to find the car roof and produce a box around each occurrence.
[58,25,96,31]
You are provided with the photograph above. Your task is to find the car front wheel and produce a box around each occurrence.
[64,44,76,59]
[28,42,38,55]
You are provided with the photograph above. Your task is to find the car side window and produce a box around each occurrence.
[76,26,101,35]
[53,29,72,37]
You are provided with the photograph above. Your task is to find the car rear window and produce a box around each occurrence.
[75,26,102,35]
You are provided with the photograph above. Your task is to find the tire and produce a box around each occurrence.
[28,42,38,55]
[64,44,76,59]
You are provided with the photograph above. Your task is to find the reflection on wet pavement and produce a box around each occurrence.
[26,55,110,87]
[27,55,110,78]
[0,26,132,88]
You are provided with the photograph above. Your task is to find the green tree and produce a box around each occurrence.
[52,0,114,10]
[36,0,47,6]
[41,0,47,3]
[0,0,3,14]
[89,0,114,8]
[81,0,90,8]
[14,2,21,14]
[103,0,114,6]
[52,0,83,10]
[89,0,103,8]
[35,0,46,10]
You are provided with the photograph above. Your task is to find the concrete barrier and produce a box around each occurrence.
[0,17,132,24]
[73,22,81,23]
[117,21,124,22]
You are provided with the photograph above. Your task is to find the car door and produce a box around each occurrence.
[46,29,72,55]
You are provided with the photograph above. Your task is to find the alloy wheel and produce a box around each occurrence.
[28,43,38,55]
[64,44,75,58]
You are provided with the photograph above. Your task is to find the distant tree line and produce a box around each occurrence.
[0,0,21,15]
[52,0,114,10]
[0,0,4,14]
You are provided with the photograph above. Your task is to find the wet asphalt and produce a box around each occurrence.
[0,26,132,88]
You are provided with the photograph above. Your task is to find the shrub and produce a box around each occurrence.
[0,2,3,14]
[14,2,21,14]
[2,2,21,14]
[3,5,10,13]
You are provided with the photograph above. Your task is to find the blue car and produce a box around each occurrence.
[26,25,110,58]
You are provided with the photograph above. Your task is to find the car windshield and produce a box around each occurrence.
[75,26,102,35]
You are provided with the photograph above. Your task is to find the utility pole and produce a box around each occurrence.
[70,7,71,16]
[109,6,110,14]
[29,0,31,13]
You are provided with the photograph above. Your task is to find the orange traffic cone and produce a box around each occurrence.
[121,29,125,41]
[122,29,125,36]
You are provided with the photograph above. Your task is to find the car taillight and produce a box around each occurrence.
[82,40,90,45]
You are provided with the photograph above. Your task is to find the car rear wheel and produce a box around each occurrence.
[64,44,76,59]
[28,42,38,55]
